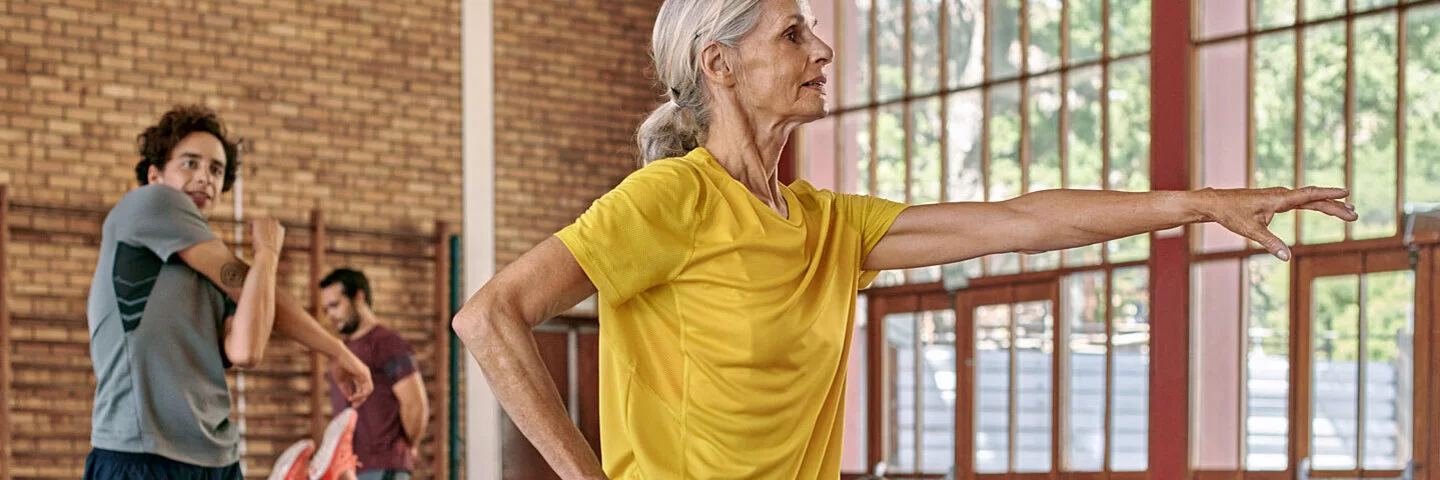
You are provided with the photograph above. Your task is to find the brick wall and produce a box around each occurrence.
[492,0,664,267]
[0,0,462,477]
[2,0,669,476]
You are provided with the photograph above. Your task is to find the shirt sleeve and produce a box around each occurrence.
[377,333,419,383]
[836,193,910,288]
[554,159,705,306]
[114,185,217,261]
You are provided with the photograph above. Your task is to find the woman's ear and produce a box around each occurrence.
[699,41,735,88]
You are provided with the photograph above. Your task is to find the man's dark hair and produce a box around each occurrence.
[320,268,373,307]
[135,105,240,192]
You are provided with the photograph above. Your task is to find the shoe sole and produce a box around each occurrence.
[268,439,316,480]
[309,408,357,480]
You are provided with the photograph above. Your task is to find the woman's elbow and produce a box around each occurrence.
[452,290,504,346]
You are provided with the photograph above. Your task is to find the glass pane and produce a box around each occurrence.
[1069,0,1102,64]
[1199,0,1246,40]
[1199,41,1250,254]
[1305,0,1346,22]
[841,0,873,108]
[910,266,943,283]
[1064,271,1107,471]
[1109,0,1151,57]
[947,90,985,202]
[913,98,943,205]
[975,304,1013,473]
[912,0,943,96]
[878,0,906,102]
[947,0,986,88]
[1029,75,1062,194]
[1014,300,1054,473]
[1406,6,1440,212]
[1067,66,1103,190]
[1301,22,1347,245]
[1257,0,1297,30]
[803,116,838,191]
[1361,270,1414,470]
[877,103,907,202]
[921,310,958,472]
[1246,255,1291,470]
[1108,58,1150,193]
[1027,253,1062,272]
[989,83,1023,276]
[876,269,907,287]
[885,312,919,471]
[842,111,873,196]
[1353,13,1399,240]
[1029,0,1062,72]
[1111,266,1150,470]
[1311,274,1360,470]
[1107,235,1149,263]
[990,0,1022,79]
[1191,260,1243,470]
[1358,0,1399,12]
[991,83,1023,201]
[1255,33,1298,247]
[1063,245,1103,267]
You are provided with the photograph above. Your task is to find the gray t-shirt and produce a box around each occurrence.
[87,184,239,467]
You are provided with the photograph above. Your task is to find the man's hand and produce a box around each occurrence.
[331,351,374,406]
[251,218,285,254]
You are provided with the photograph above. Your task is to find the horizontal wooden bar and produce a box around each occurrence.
[1194,0,1439,46]
[1193,231,1440,263]
[1307,470,1405,478]
[829,51,1150,117]
[326,248,433,261]
[968,259,1148,288]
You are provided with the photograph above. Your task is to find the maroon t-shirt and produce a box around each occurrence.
[328,325,419,473]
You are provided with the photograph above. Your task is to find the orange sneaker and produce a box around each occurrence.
[308,408,358,480]
[267,439,315,480]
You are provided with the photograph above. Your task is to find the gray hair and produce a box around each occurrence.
[636,0,763,165]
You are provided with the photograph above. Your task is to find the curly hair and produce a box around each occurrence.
[134,105,240,192]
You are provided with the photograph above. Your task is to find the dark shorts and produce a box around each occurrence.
[84,448,241,480]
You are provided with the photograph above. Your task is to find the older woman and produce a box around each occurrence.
[451,0,1357,478]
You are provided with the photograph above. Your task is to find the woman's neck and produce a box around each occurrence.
[702,110,794,217]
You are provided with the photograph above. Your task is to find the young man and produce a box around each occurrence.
[319,268,430,480]
[86,105,374,479]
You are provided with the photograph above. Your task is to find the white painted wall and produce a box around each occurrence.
[462,0,502,477]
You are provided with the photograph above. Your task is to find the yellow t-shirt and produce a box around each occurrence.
[555,147,909,479]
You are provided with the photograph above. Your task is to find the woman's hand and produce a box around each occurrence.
[1197,186,1357,261]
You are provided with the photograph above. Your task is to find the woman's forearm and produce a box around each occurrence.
[453,291,606,480]
[1001,189,1204,252]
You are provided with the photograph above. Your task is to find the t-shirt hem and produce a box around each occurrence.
[554,230,622,306]
[858,203,911,289]
[91,437,239,468]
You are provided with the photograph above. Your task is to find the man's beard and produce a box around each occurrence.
[339,314,360,336]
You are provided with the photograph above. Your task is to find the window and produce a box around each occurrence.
[1191,2,1440,475]
[806,0,1155,288]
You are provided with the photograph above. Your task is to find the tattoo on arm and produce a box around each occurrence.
[220,261,250,289]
